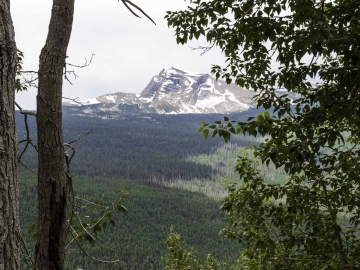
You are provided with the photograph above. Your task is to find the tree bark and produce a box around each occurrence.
[35,1,74,269]
[0,1,20,270]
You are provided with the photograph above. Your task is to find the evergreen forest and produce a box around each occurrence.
[17,110,262,269]
[8,0,360,269]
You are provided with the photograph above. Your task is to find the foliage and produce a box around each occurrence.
[164,227,223,270]
[167,0,360,269]
[67,189,129,247]
[15,49,28,92]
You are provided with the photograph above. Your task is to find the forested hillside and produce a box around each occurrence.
[19,173,241,269]
[17,109,260,181]
[17,110,261,269]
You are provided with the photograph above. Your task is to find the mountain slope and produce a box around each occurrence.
[138,67,253,113]
[64,67,255,115]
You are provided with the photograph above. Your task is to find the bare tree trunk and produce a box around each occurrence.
[35,1,74,269]
[0,1,20,270]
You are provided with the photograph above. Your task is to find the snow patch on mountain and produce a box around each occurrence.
[78,98,101,105]
[63,67,256,114]
[105,95,117,103]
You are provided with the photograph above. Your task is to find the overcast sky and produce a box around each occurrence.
[11,0,226,109]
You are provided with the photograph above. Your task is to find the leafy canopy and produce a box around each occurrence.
[16,50,27,92]
[163,227,233,270]
[167,0,360,269]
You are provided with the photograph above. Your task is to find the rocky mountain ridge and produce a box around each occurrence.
[64,67,255,115]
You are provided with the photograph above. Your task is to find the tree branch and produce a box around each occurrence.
[68,230,120,263]
[120,0,156,25]
[17,231,39,270]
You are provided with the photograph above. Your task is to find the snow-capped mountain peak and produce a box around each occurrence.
[64,67,255,114]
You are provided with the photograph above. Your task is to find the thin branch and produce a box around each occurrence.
[20,110,37,116]
[17,231,39,270]
[15,101,22,111]
[19,70,38,74]
[18,114,30,161]
[15,101,37,116]
[66,202,121,250]
[18,72,39,89]
[18,139,38,151]
[62,96,82,105]
[73,196,107,208]
[122,0,141,18]
[18,160,37,175]
[63,143,76,163]
[16,103,38,174]
[63,64,75,85]
[63,54,95,84]
[66,54,95,68]
[66,131,93,145]
[75,213,97,242]
[68,230,120,263]
[120,0,156,25]
[65,190,129,250]
[189,44,215,56]
[62,131,94,239]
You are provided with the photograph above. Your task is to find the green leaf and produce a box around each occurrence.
[203,129,209,139]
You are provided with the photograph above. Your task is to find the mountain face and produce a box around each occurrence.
[64,67,255,115]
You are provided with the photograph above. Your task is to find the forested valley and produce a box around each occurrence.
[17,109,262,269]
[18,109,260,181]
[5,0,359,269]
